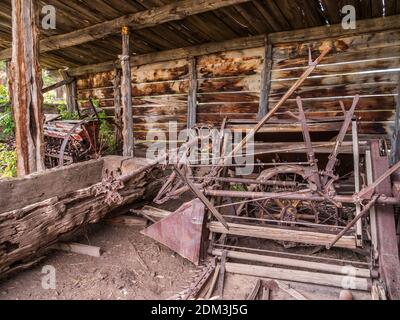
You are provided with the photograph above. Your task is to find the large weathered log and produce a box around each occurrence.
[10,0,44,176]
[0,157,162,278]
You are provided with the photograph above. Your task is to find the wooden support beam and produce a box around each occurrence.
[120,27,134,157]
[225,263,371,291]
[391,73,400,164]
[258,36,272,119]
[187,57,198,129]
[60,15,400,78]
[0,0,251,60]
[53,242,102,258]
[64,35,265,77]
[10,0,45,176]
[42,77,74,94]
[60,70,77,113]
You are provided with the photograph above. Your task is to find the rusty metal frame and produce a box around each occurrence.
[370,140,400,300]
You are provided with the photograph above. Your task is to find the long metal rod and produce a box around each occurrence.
[204,189,400,205]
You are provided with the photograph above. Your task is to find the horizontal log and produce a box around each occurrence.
[208,222,357,249]
[0,0,251,60]
[212,249,371,278]
[225,263,370,291]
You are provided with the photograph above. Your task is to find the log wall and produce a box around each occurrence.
[76,28,400,150]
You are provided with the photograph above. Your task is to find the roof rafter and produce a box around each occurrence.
[0,0,250,60]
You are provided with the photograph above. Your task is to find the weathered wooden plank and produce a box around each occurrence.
[268,96,397,112]
[273,44,400,69]
[187,57,198,128]
[132,59,189,83]
[198,75,260,93]
[272,57,400,79]
[228,121,394,135]
[270,82,398,99]
[76,71,116,90]
[132,105,188,117]
[198,92,260,104]
[270,72,399,90]
[197,48,263,78]
[225,263,370,291]
[53,243,102,258]
[121,27,134,157]
[132,115,187,125]
[208,222,357,249]
[132,80,189,97]
[10,0,44,176]
[212,249,371,278]
[197,103,259,114]
[65,35,266,77]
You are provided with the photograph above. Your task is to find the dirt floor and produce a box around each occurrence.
[0,224,197,300]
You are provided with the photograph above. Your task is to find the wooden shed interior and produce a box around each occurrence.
[1,0,400,301]
[1,0,400,152]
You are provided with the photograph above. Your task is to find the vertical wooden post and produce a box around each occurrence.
[5,60,12,103]
[187,57,198,129]
[113,68,122,151]
[258,35,272,119]
[391,73,400,164]
[10,0,44,176]
[60,70,77,113]
[120,26,134,157]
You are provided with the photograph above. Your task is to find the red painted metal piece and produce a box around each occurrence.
[141,199,206,265]
[370,140,400,300]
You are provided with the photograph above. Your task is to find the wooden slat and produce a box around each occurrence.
[208,221,357,249]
